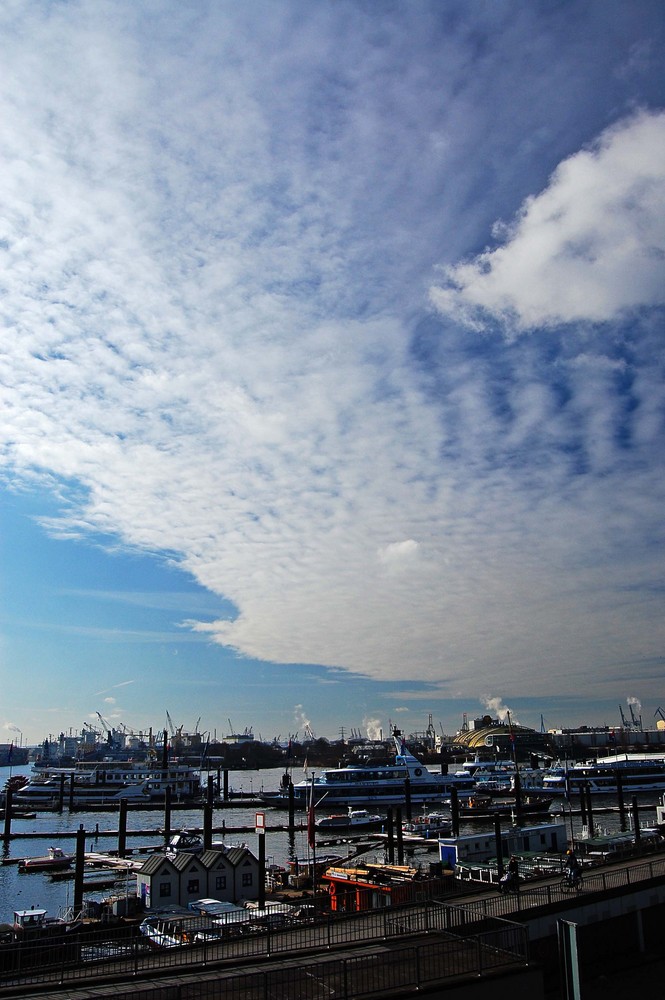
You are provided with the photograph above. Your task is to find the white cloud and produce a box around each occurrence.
[0,5,663,714]
[430,111,665,333]
[377,540,420,565]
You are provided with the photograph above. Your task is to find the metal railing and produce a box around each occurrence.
[0,900,527,994]
[2,852,663,995]
[451,851,665,919]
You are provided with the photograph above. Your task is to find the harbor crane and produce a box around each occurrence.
[619,704,643,731]
[96,711,115,741]
[628,702,642,729]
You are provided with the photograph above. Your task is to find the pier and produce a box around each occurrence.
[0,842,662,999]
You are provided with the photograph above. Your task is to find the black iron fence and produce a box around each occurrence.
[2,852,663,996]
[0,900,527,995]
[450,850,665,919]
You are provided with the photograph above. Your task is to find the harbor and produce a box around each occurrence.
[1,757,664,924]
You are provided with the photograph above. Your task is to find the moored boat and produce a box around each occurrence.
[260,729,475,809]
[166,829,204,858]
[402,811,452,837]
[454,792,554,820]
[18,846,74,873]
[12,760,203,809]
[316,808,383,830]
[439,819,568,867]
[542,753,665,796]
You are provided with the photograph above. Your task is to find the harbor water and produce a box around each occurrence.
[1,764,661,925]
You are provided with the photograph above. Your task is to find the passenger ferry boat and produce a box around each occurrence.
[259,731,475,809]
[541,753,665,796]
[11,760,203,808]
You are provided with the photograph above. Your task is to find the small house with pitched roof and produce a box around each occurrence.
[136,844,259,910]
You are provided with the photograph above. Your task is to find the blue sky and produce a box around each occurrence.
[1,1,664,746]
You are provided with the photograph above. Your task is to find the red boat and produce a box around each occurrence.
[18,846,74,873]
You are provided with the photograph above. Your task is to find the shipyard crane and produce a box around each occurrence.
[165,711,176,738]
[628,703,642,730]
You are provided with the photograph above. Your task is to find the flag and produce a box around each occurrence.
[7,742,13,764]
[307,795,316,849]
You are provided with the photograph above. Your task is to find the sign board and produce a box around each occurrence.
[255,811,266,834]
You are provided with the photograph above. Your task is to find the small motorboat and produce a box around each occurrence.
[18,846,74,873]
[402,811,452,837]
[166,829,204,858]
[455,793,553,820]
[316,808,383,830]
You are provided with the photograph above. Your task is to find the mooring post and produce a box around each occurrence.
[118,799,127,858]
[73,826,86,917]
[632,797,640,843]
[258,827,266,909]
[586,786,594,838]
[386,807,394,863]
[616,770,626,831]
[281,777,292,837]
[494,815,503,878]
[163,785,172,845]
[2,787,12,843]
[396,807,404,865]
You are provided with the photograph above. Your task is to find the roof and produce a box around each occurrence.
[225,846,257,866]
[454,723,545,749]
[138,854,176,876]
[139,845,257,876]
[172,853,207,873]
[200,849,230,868]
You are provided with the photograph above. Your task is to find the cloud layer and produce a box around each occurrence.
[0,2,664,708]
[431,112,665,331]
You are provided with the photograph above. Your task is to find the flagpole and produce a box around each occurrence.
[310,773,317,911]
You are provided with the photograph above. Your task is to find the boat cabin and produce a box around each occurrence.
[13,908,48,931]
[323,861,451,912]
[438,820,567,868]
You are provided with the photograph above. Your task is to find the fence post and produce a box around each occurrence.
[59,938,66,986]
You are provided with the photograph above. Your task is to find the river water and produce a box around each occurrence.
[1,764,661,925]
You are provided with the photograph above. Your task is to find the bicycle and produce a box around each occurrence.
[498,874,520,895]
[560,870,584,892]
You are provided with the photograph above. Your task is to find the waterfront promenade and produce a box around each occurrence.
[0,846,663,999]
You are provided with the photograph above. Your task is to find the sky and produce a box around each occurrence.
[0,1,664,747]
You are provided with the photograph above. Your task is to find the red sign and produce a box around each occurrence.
[255,811,266,833]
